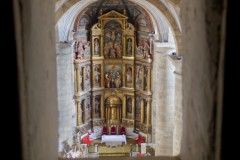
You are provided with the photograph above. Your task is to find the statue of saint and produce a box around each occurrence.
[127,38,132,55]
[94,38,99,55]
[126,67,132,83]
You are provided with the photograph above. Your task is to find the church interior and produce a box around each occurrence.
[4,0,235,159]
[56,0,178,158]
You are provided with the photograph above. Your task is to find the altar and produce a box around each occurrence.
[101,135,127,148]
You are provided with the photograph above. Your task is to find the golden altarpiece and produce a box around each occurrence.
[73,10,152,140]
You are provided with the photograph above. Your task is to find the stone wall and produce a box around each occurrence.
[180,0,224,159]
[172,58,183,156]
[56,43,75,152]
[13,0,58,159]
[152,43,176,156]
[12,0,225,159]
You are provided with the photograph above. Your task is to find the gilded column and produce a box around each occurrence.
[147,66,152,94]
[123,35,126,56]
[74,60,80,94]
[83,99,86,123]
[74,63,78,93]
[105,107,108,121]
[101,95,104,119]
[108,108,111,121]
[100,34,103,57]
[146,98,151,125]
[91,37,94,58]
[132,96,135,119]
[80,74,83,91]
[122,64,126,87]
[141,99,144,123]
[76,101,81,126]
[92,95,95,119]
[101,64,104,87]
[141,66,144,91]
[92,65,95,88]
[122,95,126,118]
[119,105,122,120]
[117,107,119,120]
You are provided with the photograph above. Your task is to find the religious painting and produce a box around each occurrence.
[85,65,91,90]
[104,65,122,88]
[126,65,133,87]
[126,96,132,119]
[126,38,132,56]
[95,95,101,118]
[103,20,122,58]
[136,65,143,90]
[93,65,101,87]
[93,38,100,56]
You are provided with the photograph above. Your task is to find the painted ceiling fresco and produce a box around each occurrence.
[74,0,153,33]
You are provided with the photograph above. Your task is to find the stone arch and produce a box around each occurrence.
[55,0,183,156]
[55,0,182,55]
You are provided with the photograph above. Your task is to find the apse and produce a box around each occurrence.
[56,0,181,158]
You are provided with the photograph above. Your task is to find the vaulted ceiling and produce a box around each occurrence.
[55,0,182,53]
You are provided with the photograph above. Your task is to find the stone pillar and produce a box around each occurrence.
[152,43,175,156]
[56,42,74,152]
[172,57,183,156]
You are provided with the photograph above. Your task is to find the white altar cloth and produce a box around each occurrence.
[101,135,127,144]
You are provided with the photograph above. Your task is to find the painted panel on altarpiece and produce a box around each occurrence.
[104,64,122,88]
[104,20,122,58]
